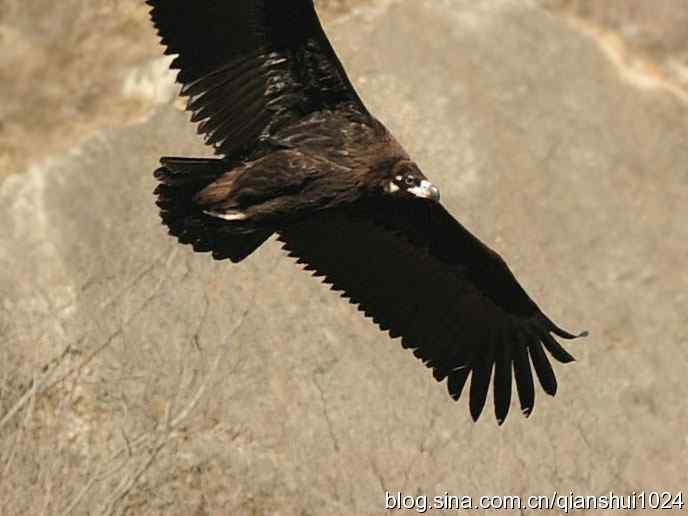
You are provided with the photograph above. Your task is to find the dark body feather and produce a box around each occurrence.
[147,0,585,423]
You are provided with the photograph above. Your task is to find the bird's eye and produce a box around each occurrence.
[404,175,416,186]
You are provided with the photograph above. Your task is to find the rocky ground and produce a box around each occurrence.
[1,1,687,515]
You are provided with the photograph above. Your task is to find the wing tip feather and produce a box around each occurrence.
[542,314,589,340]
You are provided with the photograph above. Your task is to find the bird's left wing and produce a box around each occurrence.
[147,0,368,157]
[277,198,583,423]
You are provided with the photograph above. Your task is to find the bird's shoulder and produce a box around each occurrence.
[267,107,409,172]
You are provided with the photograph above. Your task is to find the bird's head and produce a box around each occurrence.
[383,160,440,202]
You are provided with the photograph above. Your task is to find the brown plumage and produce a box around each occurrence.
[148,0,586,424]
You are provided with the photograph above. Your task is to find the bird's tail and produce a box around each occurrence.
[153,157,272,262]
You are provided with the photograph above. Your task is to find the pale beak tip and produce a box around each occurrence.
[417,180,440,202]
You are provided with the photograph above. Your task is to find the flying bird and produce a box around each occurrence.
[147,0,585,424]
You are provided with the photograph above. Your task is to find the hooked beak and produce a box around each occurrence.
[408,180,440,202]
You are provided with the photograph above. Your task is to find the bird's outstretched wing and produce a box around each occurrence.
[277,198,583,423]
[147,0,368,157]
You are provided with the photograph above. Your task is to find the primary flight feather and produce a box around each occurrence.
[147,0,585,424]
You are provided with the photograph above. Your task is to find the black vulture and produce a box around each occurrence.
[147,0,586,424]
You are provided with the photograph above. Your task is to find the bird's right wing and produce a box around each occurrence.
[147,0,369,157]
[277,199,584,424]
